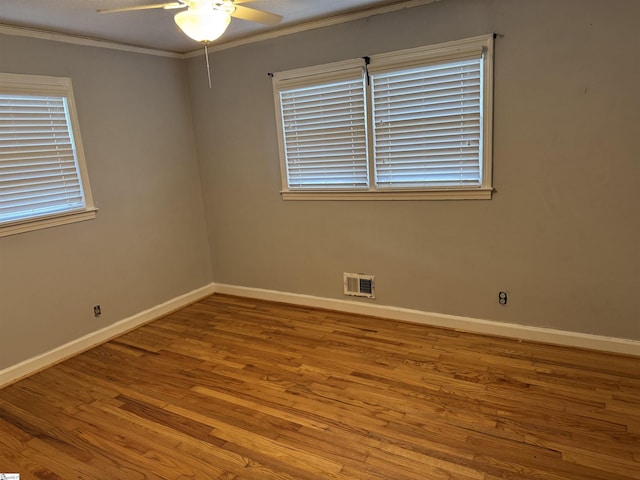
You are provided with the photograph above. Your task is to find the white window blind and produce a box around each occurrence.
[272,35,494,200]
[278,74,368,190]
[0,94,85,223]
[371,58,482,188]
[0,73,95,236]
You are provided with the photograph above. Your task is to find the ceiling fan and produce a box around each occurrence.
[99,0,283,43]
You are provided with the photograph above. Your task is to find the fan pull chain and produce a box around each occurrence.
[204,42,212,89]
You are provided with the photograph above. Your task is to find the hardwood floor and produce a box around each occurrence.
[1,294,639,479]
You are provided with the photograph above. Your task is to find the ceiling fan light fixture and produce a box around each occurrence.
[174,7,231,43]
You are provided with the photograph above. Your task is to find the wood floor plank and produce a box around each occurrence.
[1,293,639,479]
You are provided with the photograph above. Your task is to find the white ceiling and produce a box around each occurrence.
[0,0,422,54]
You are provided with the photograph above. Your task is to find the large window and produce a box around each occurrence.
[0,73,96,237]
[273,35,494,200]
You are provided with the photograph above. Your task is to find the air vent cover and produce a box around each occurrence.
[344,273,375,299]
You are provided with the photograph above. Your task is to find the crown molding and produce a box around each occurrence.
[0,23,182,58]
[0,0,442,59]
[184,0,442,57]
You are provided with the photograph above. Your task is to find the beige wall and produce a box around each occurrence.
[0,36,212,369]
[186,0,640,340]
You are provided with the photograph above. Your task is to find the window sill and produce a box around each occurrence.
[281,188,493,201]
[0,208,98,238]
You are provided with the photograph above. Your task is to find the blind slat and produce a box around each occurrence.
[0,92,86,224]
[279,76,369,190]
[372,58,483,188]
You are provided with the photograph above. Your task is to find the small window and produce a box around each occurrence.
[370,59,483,189]
[0,73,96,237]
[280,74,369,190]
[273,35,494,200]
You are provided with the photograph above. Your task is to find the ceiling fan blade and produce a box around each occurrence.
[98,2,184,14]
[231,5,283,26]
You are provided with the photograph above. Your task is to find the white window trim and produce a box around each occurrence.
[0,73,97,237]
[273,34,495,201]
[280,187,493,201]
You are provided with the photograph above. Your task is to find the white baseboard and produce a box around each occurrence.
[3,281,637,389]
[212,283,640,357]
[0,283,216,388]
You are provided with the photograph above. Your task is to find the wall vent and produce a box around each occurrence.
[344,273,375,299]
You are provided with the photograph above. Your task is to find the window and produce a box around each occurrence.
[0,73,96,237]
[273,35,494,200]
[275,59,369,191]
